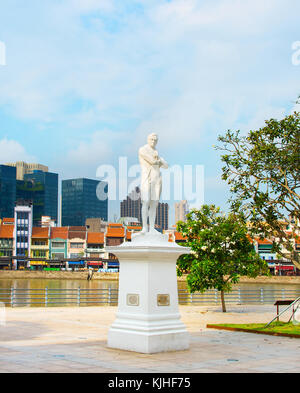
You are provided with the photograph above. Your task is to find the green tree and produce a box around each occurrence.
[216,111,300,269]
[177,205,269,312]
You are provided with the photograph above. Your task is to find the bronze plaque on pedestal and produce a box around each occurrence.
[157,294,170,306]
[127,294,139,306]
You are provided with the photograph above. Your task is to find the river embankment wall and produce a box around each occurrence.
[0,270,300,284]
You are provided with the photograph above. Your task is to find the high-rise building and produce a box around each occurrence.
[5,161,48,181]
[174,200,189,223]
[120,187,169,231]
[61,178,108,227]
[120,187,142,223]
[16,170,58,226]
[0,165,16,220]
[156,202,169,231]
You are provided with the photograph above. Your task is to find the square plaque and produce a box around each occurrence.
[157,294,170,306]
[126,293,139,306]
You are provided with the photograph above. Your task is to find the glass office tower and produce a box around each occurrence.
[0,165,16,219]
[17,170,58,226]
[61,178,108,227]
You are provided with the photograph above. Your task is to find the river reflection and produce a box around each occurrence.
[0,278,299,292]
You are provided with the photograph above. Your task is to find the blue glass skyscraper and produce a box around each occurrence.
[17,170,58,226]
[0,165,16,219]
[62,178,108,227]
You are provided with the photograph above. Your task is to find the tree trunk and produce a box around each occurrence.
[220,290,226,313]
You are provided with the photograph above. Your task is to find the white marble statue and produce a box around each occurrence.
[138,133,168,235]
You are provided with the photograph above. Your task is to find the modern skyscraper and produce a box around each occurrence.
[120,187,169,231]
[120,187,142,223]
[174,200,189,223]
[61,178,108,227]
[16,170,58,226]
[0,165,16,220]
[156,202,169,231]
[5,161,48,180]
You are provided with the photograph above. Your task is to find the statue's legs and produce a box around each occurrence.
[141,201,150,234]
[149,200,159,234]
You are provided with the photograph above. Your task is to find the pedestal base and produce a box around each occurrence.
[108,312,189,353]
[108,329,189,354]
[106,232,190,354]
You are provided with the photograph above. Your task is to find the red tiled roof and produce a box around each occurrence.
[294,235,300,244]
[69,226,86,231]
[68,231,86,240]
[32,227,49,239]
[50,227,68,240]
[0,225,14,239]
[246,234,254,243]
[3,218,14,224]
[127,226,142,230]
[68,227,86,240]
[256,238,273,245]
[175,232,187,241]
[87,232,104,244]
[106,226,125,238]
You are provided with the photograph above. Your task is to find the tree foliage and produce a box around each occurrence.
[177,205,269,312]
[216,111,300,269]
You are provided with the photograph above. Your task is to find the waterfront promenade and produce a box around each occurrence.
[0,305,299,373]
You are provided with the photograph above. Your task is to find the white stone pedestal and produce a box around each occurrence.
[106,232,190,354]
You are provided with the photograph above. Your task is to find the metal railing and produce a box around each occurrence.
[264,296,300,327]
[179,288,300,305]
[0,287,300,307]
[0,287,118,307]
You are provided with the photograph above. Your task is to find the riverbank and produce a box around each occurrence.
[0,270,300,284]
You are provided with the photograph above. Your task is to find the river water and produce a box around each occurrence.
[0,278,299,292]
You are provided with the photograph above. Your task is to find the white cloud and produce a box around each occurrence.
[63,129,132,175]
[0,138,36,163]
[67,0,115,13]
[0,0,298,126]
[0,0,299,178]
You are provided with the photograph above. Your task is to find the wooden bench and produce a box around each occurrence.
[274,300,295,321]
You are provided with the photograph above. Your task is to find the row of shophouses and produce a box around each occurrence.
[0,215,299,274]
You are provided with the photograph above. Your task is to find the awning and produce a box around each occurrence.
[275,265,294,271]
[30,261,48,266]
[108,262,119,267]
[68,261,85,265]
[88,262,103,266]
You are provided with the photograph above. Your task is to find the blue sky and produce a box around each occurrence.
[0,0,299,224]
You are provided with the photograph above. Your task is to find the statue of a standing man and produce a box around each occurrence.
[138,133,168,234]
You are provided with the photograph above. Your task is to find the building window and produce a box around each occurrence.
[70,243,84,248]
[52,242,65,248]
[32,240,47,246]
[33,250,46,258]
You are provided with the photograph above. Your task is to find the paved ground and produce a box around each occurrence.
[0,305,299,373]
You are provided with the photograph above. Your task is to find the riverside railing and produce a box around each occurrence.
[1,287,300,307]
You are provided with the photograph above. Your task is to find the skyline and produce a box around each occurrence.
[0,0,300,223]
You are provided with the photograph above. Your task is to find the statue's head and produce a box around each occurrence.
[147,133,158,148]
